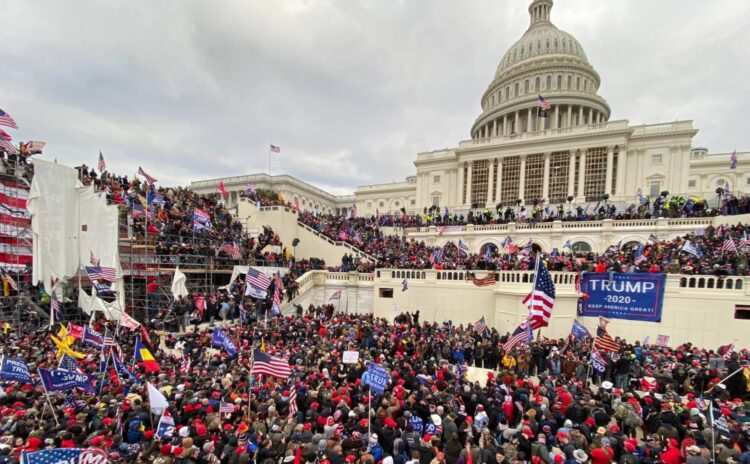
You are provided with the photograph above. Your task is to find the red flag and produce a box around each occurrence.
[140,325,153,346]
[218,181,228,199]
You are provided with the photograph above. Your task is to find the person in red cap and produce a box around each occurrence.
[660,438,682,464]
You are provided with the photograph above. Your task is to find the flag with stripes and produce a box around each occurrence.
[193,208,210,224]
[97,151,106,172]
[120,312,141,330]
[329,290,342,301]
[217,242,241,260]
[402,278,408,292]
[251,349,291,379]
[137,166,158,185]
[0,109,18,129]
[220,401,236,414]
[522,259,556,330]
[503,320,533,352]
[589,347,608,375]
[718,343,734,360]
[84,264,117,282]
[58,353,80,372]
[180,355,191,375]
[473,316,489,338]
[648,233,659,243]
[131,203,154,220]
[89,251,99,266]
[723,238,737,254]
[537,95,551,117]
[288,386,298,420]
[51,292,63,322]
[471,273,496,287]
[0,139,17,155]
[270,144,281,153]
[594,316,620,352]
[739,232,750,249]
[64,392,87,410]
[245,267,271,299]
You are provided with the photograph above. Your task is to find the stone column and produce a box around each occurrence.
[542,152,551,200]
[486,158,494,205]
[457,163,465,205]
[496,158,503,201]
[503,114,508,136]
[493,119,498,137]
[466,161,473,206]
[589,108,594,125]
[515,111,520,134]
[577,151,586,198]
[578,106,584,126]
[616,147,627,196]
[567,105,573,128]
[554,105,559,129]
[567,152,576,197]
[605,146,614,195]
[519,155,527,202]
[527,107,533,132]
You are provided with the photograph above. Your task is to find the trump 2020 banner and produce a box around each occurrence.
[578,273,665,322]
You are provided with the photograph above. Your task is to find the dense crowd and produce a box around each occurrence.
[300,212,750,275]
[1,310,749,464]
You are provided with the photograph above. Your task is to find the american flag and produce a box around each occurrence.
[0,109,18,129]
[329,289,342,301]
[473,316,489,337]
[730,150,738,170]
[251,349,291,379]
[219,401,236,414]
[722,238,737,254]
[718,343,734,360]
[180,355,191,375]
[501,236,512,248]
[64,392,87,410]
[51,292,63,322]
[246,183,256,196]
[0,139,18,155]
[648,233,659,243]
[270,144,281,153]
[193,208,210,223]
[97,151,106,172]
[246,267,271,291]
[739,232,750,249]
[503,319,533,351]
[522,259,556,330]
[137,166,158,185]
[594,316,620,352]
[84,264,117,282]
[89,251,99,266]
[217,242,241,260]
[537,95,551,110]
[471,273,496,287]
[288,385,298,420]
[59,353,80,372]
[131,203,153,220]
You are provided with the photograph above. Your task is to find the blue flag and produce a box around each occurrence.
[64,392,87,411]
[111,352,142,384]
[156,410,175,439]
[38,368,95,393]
[211,328,237,357]
[58,354,80,372]
[21,448,106,464]
[82,326,104,348]
[363,363,390,395]
[570,320,591,339]
[0,356,34,384]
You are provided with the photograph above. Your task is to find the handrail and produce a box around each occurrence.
[297,221,379,263]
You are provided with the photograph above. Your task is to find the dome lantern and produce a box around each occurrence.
[529,0,553,27]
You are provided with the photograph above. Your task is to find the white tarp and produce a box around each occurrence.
[171,267,188,299]
[78,288,122,321]
[28,160,81,290]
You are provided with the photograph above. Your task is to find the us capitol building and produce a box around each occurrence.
[193,0,746,216]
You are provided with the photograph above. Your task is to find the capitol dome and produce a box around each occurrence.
[471,0,611,140]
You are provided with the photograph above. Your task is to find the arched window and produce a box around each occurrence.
[546,39,550,49]
[535,77,541,91]
[554,39,558,48]
[525,80,530,93]
[572,241,591,253]
[557,75,562,89]
[546,75,552,90]
[480,243,498,257]
[537,40,541,51]
[515,82,519,97]
[505,87,510,100]
[576,77,580,90]
[567,76,572,89]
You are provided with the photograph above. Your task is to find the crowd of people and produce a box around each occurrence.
[299,211,750,275]
[1,310,748,464]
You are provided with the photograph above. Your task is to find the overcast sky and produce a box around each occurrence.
[1,1,748,195]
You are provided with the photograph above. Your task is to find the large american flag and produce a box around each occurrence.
[0,109,18,129]
[217,242,241,260]
[219,401,236,414]
[739,232,750,249]
[251,349,291,379]
[0,139,17,155]
[97,151,106,172]
[722,238,737,254]
[473,316,489,337]
[288,385,298,420]
[471,273,496,287]
[522,259,556,330]
[246,267,271,291]
[594,316,620,352]
[84,264,117,282]
[503,320,533,352]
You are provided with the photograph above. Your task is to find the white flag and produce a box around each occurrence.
[171,267,188,299]
[147,382,169,415]
[120,312,141,330]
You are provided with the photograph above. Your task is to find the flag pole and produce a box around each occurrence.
[38,370,60,427]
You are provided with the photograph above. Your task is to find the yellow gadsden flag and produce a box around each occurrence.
[51,334,86,359]
[56,324,75,346]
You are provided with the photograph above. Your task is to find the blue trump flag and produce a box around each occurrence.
[570,320,591,339]
[362,363,390,395]
[211,328,237,357]
[578,273,666,322]
[21,448,107,464]
[38,368,95,393]
[0,356,34,384]
[82,326,104,348]
[111,352,142,384]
